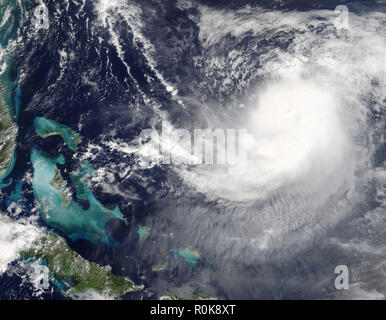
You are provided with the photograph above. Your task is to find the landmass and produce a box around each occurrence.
[0,87,16,184]
[23,232,143,297]
[159,293,219,300]
[33,117,82,152]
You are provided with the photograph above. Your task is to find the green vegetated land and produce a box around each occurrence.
[23,232,143,297]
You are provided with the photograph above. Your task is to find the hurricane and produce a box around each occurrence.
[0,0,384,300]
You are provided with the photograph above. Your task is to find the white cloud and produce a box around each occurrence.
[0,215,41,274]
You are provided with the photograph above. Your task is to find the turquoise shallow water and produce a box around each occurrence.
[31,116,127,245]
[33,117,82,152]
[6,181,23,205]
[31,147,126,245]
[137,226,150,241]
[171,248,200,267]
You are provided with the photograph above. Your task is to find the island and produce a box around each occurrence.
[23,232,143,297]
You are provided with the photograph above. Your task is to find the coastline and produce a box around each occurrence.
[0,85,16,184]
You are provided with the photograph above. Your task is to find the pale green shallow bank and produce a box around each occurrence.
[27,117,141,297]
[31,116,127,245]
[34,117,82,152]
[31,147,127,245]
[0,1,142,298]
